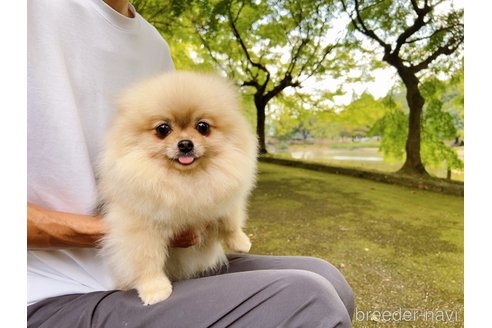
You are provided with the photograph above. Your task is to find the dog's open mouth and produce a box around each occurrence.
[177,154,196,165]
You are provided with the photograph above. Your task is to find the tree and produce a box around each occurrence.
[159,0,342,154]
[371,77,463,176]
[341,0,463,176]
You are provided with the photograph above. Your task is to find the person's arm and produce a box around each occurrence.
[27,202,106,249]
[27,203,202,249]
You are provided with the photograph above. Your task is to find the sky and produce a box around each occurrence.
[306,0,464,108]
[305,65,398,108]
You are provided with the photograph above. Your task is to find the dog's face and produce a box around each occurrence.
[155,118,209,168]
[148,106,223,171]
[108,72,252,174]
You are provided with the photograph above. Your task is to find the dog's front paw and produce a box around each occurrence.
[226,230,252,253]
[136,276,173,305]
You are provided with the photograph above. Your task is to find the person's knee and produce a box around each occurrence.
[275,270,352,328]
[288,256,355,319]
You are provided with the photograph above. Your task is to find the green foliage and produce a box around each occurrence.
[338,92,387,138]
[372,75,464,170]
[240,93,258,129]
[269,94,336,141]
[420,78,463,170]
[444,64,464,140]
[270,108,305,141]
[269,90,396,142]
[370,98,408,160]
[132,0,208,70]
[189,0,341,86]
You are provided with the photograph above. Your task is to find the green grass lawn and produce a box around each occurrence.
[247,162,464,327]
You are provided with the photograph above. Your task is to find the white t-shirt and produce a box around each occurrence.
[27,0,175,305]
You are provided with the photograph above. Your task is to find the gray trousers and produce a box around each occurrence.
[28,254,354,328]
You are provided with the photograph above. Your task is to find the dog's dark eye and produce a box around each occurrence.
[155,123,172,138]
[196,121,210,136]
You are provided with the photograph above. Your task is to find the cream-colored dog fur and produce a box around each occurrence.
[98,71,257,305]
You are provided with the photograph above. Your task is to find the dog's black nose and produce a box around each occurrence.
[177,139,194,153]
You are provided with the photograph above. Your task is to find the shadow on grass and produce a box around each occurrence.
[260,156,464,196]
[247,162,464,327]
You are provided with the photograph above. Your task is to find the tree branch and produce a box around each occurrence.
[192,21,229,73]
[227,4,269,75]
[411,41,462,72]
[264,74,299,103]
[404,24,460,44]
[242,80,261,89]
[410,0,420,13]
[299,42,337,83]
[341,0,392,55]
[394,1,433,55]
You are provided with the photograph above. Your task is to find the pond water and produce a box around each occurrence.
[270,145,464,181]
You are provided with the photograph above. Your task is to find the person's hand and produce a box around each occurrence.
[27,202,107,249]
[170,226,208,248]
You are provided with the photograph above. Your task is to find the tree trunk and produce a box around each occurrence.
[398,71,429,176]
[255,95,267,154]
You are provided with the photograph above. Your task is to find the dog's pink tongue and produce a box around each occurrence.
[178,155,195,165]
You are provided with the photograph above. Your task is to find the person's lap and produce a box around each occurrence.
[224,253,354,315]
[28,254,354,328]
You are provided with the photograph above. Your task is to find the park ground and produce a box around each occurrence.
[246,162,464,327]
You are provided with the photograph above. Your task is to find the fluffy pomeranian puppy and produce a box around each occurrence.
[98,71,258,305]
